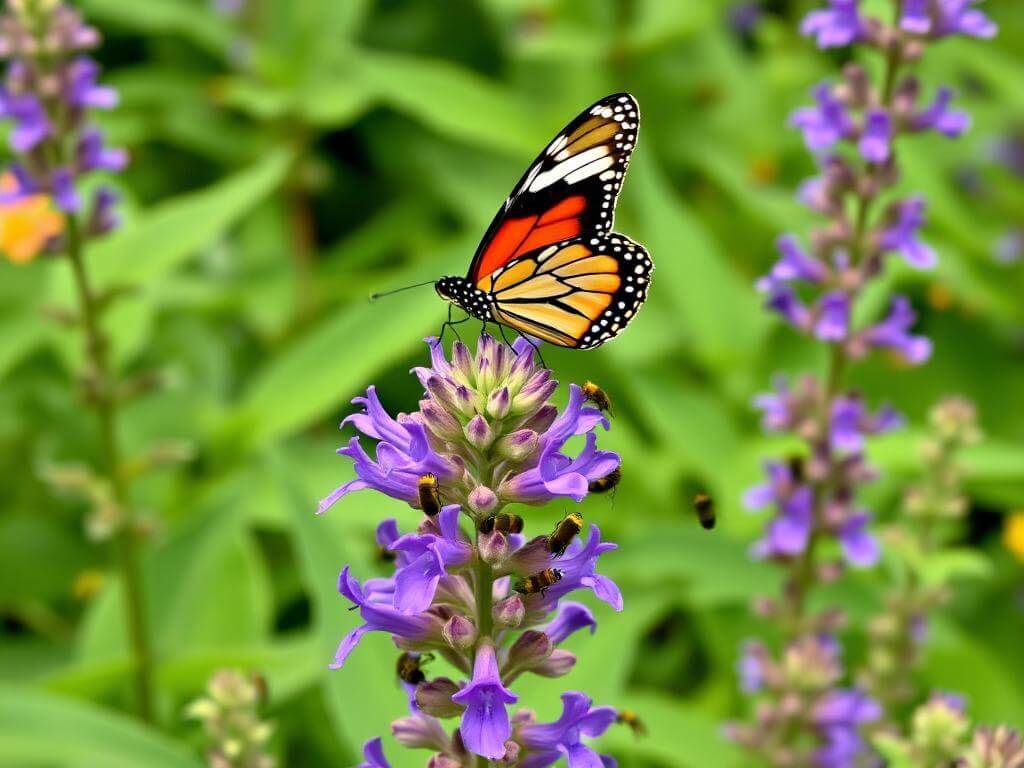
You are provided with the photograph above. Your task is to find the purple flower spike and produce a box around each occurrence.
[791,84,854,152]
[358,738,392,768]
[765,284,812,332]
[815,291,850,342]
[758,236,829,291]
[902,0,996,39]
[516,692,617,768]
[877,197,936,269]
[912,87,970,137]
[753,486,814,559]
[858,109,892,163]
[0,90,51,152]
[859,296,932,365]
[800,0,867,48]
[839,512,880,567]
[390,505,473,613]
[451,641,519,760]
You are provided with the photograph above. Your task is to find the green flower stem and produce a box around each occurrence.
[64,214,155,723]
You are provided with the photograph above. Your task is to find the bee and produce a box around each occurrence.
[693,492,716,530]
[480,513,524,535]
[616,709,647,737]
[547,511,583,557]
[588,466,621,494]
[396,652,434,685]
[581,381,613,415]
[513,568,562,597]
[376,543,397,563]
[418,474,441,517]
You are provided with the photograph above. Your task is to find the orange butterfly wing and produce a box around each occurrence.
[482,235,652,349]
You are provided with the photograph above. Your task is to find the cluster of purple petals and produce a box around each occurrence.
[730,637,881,768]
[325,335,623,766]
[802,0,995,49]
[0,2,124,235]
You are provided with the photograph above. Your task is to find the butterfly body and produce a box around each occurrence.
[435,93,653,349]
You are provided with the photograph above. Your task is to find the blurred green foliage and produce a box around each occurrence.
[1,0,1023,766]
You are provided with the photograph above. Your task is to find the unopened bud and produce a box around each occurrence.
[507,630,553,673]
[497,740,521,765]
[442,615,477,651]
[532,648,576,678]
[493,595,525,628]
[468,486,498,515]
[415,678,464,718]
[495,429,539,462]
[427,755,461,768]
[477,529,508,567]
[486,387,511,419]
[464,415,494,450]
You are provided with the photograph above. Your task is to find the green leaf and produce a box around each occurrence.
[919,548,994,587]
[230,237,470,445]
[274,452,413,767]
[600,691,742,768]
[627,150,767,373]
[0,683,202,768]
[350,50,541,156]
[79,0,233,56]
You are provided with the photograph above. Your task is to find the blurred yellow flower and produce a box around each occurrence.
[1003,512,1024,564]
[0,172,64,264]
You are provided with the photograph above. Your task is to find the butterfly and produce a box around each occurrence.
[434,93,653,349]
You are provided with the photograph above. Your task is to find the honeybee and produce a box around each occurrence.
[376,543,397,563]
[418,474,441,517]
[581,381,613,415]
[588,467,621,494]
[616,709,647,737]
[479,513,524,535]
[693,492,716,530]
[513,568,562,597]
[547,511,583,557]
[396,652,434,685]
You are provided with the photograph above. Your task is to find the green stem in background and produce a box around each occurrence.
[474,555,494,647]
[64,214,155,723]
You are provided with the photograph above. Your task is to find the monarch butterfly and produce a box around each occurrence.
[434,93,653,349]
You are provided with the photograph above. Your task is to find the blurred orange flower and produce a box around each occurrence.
[0,172,64,264]
[1004,512,1024,564]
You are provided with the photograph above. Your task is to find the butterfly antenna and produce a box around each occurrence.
[369,279,436,301]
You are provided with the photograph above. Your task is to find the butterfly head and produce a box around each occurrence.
[435,276,493,321]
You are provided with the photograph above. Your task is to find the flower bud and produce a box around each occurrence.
[495,429,539,462]
[421,401,463,442]
[532,648,576,678]
[426,375,459,411]
[486,386,511,419]
[497,740,521,765]
[468,485,498,515]
[506,630,553,673]
[493,595,525,628]
[464,415,494,450]
[415,678,464,718]
[452,341,473,383]
[427,754,461,768]
[510,370,557,416]
[442,615,477,651]
[506,349,534,392]
[477,529,508,567]
[393,713,449,750]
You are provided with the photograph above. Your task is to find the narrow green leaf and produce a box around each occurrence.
[0,683,202,768]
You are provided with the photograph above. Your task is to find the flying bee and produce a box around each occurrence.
[616,709,647,737]
[693,492,716,530]
[588,466,621,495]
[581,380,613,415]
[480,512,524,535]
[513,568,562,597]
[396,652,434,685]
[418,473,441,517]
[547,511,583,557]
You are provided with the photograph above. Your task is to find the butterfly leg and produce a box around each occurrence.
[497,324,515,352]
[438,305,470,346]
[519,333,547,367]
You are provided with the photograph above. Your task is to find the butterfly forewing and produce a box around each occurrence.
[456,92,651,349]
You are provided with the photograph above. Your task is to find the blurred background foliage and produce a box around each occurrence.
[1,0,1023,766]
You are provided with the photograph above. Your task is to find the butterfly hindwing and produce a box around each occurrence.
[487,234,652,349]
[469,93,640,287]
